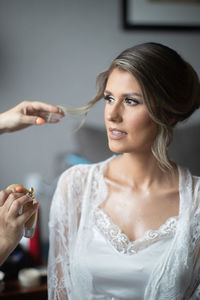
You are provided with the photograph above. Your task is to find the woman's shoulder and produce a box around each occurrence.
[178,165,200,182]
[57,156,116,187]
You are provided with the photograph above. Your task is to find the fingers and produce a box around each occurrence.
[5,193,33,216]
[35,113,63,124]
[0,186,39,249]
[0,100,64,133]
[21,101,64,115]
[19,101,64,125]
[24,101,61,113]
[18,114,45,126]
[20,114,61,126]
[37,112,64,124]
[15,185,24,192]
[18,202,39,224]
[0,184,25,206]
[0,189,13,206]
[36,117,46,125]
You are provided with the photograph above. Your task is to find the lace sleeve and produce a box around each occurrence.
[47,165,89,300]
[188,178,200,299]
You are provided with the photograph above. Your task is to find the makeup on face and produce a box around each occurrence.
[104,68,157,154]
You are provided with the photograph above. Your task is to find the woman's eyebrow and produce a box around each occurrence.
[123,92,143,98]
[104,90,143,98]
[104,90,112,95]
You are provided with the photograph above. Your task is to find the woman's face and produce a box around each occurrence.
[104,68,157,155]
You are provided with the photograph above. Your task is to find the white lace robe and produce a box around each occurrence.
[48,157,200,300]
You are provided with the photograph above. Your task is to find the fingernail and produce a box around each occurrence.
[16,185,23,192]
[57,107,65,115]
[36,118,46,125]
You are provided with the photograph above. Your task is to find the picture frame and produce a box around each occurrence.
[122,0,200,30]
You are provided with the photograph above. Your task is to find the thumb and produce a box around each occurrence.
[21,115,46,125]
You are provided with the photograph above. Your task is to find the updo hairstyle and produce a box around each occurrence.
[61,42,200,170]
[85,42,200,170]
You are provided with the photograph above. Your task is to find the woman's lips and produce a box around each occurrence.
[108,128,127,140]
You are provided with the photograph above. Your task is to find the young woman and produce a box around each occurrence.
[48,42,200,299]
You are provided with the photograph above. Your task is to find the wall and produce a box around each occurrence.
[0,0,200,244]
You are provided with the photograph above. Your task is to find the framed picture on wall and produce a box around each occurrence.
[122,0,200,30]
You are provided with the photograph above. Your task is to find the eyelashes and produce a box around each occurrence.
[124,98,139,106]
[103,95,139,106]
[104,95,115,103]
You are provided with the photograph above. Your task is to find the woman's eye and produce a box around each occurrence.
[104,95,115,104]
[124,98,139,106]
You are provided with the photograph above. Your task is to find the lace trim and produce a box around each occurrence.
[94,207,178,255]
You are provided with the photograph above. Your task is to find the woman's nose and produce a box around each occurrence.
[106,103,123,123]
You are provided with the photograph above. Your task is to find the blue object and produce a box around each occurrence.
[65,154,91,166]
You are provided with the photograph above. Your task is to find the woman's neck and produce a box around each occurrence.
[109,152,176,192]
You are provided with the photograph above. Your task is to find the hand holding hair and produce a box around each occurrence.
[0,100,64,134]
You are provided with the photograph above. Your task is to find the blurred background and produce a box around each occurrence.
[0,0,200,260]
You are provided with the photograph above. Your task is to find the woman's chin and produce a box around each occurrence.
[108,143,124,154]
